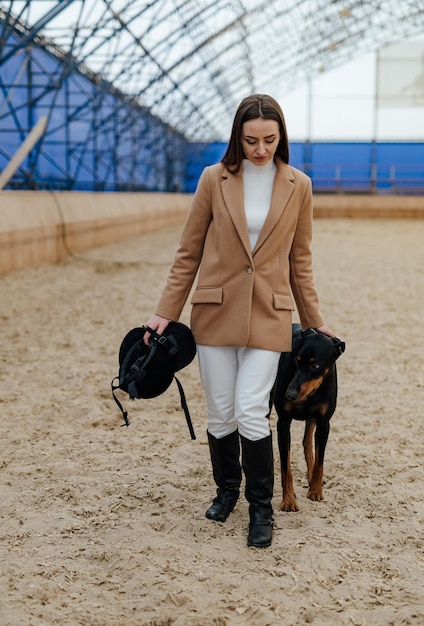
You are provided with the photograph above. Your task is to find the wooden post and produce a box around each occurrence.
[0,117,48,190]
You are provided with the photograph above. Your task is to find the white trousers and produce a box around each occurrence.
[197,345,281,441]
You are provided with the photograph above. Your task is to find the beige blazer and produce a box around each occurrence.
[156,158,324,352]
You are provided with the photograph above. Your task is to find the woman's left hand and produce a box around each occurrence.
[142,314,171,346]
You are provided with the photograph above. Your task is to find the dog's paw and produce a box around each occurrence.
[307,487,324,502]
[279,497,300,512]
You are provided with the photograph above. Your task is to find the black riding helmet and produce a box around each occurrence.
[112,322,197,438]
[118,326,174,400]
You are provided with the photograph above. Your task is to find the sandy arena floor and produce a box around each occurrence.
[1,218,424,626]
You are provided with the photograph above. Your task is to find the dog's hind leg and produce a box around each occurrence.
[307,420,330,502]
[278,417,299,512]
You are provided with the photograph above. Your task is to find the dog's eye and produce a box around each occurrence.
[311,363,321,371]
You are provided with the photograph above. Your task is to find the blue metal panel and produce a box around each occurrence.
[0,19,189,191]
[289,143,306,170]
[185,142,226,192]
[308,143,373,192]
[375,143,424,192]
[185,141,424,195]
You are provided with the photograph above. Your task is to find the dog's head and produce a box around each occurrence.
[285,329,345,405]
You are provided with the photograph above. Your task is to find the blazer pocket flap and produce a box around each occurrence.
[191,286,223,304]
[273,292,295,310]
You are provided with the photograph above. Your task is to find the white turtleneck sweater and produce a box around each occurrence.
[242,158,277,250]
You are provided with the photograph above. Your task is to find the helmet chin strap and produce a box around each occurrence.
[111,377,130,427]
[174,376,196,440]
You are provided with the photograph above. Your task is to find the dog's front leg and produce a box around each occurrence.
[303,420,316,484]
[307,419,330,501]
[277,416,299,512]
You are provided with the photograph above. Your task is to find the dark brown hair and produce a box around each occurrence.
[221,94,289,172]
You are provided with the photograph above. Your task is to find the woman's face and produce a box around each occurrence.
[240,117,280,167]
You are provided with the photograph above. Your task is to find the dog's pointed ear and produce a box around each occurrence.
[331,337,345,359]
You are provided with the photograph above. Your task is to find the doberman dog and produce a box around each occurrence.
[273,324,345,512]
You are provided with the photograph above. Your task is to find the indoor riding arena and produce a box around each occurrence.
[1,2,424,625]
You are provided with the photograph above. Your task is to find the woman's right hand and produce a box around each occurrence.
[143,314,171,345]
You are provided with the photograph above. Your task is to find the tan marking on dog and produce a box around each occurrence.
[296,377,324,403]
[280,450,300,512]
[307,441,325,501]
[303,420,316,484]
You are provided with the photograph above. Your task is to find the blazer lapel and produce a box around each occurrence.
[221,168,252,260]
[252,161,295,255]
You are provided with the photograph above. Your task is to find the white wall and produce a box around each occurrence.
[281,36,424,141]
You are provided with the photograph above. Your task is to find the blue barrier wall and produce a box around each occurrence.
[185,141,424,194]
[0,26,188,192]
[185,143,227,193]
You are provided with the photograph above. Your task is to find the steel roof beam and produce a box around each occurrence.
[0,0,74,65]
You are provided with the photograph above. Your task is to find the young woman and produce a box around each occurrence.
[144,94,336,548]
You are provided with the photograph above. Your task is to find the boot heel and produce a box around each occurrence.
[247,505,274,547]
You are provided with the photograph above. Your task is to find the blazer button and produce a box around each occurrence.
[246,266,253,274]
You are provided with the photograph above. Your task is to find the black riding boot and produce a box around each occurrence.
[241,433,274,548]
[206,430,242,522]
